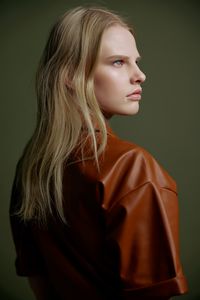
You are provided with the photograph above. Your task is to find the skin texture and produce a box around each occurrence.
[94,25,146,119]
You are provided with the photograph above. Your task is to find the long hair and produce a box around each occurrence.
[14,6,133,225]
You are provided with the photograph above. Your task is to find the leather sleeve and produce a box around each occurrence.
[105,181,188,298]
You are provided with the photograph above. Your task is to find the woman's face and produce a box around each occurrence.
[94,25,146,119]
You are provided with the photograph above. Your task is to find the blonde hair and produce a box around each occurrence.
[15,6,133,225]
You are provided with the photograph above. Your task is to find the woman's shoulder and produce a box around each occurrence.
[98,129,177,202]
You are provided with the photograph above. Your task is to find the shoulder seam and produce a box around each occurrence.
[108,180,177,212]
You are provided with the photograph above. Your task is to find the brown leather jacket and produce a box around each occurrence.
[10,124,188,299]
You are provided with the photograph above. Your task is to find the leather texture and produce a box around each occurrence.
[10,124,188,299]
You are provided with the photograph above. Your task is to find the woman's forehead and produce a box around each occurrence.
[99,25,139,59]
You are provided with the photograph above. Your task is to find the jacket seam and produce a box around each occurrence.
[108,180,177,212]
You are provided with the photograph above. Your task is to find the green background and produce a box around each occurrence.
[0,0,199,299]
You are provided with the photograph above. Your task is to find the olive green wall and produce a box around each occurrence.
[0,0,199,299]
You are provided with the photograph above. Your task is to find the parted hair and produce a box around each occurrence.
[15,6,133,225]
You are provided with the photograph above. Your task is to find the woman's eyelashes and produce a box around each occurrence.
[112,59,140,67]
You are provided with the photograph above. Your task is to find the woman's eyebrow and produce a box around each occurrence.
[106,54,142,60]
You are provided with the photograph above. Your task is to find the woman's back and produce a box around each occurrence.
[10,125,188,299]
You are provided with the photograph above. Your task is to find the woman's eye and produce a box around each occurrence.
[113,60,124,67]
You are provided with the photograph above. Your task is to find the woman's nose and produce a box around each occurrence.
[130,66,146,84]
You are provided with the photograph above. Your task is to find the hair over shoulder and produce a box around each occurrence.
[15,6,134,225]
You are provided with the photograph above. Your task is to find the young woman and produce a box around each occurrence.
[10,6,188,300]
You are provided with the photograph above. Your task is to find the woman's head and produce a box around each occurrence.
[36,6,135,124]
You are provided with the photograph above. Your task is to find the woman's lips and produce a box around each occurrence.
[128,93,141,100]
[127,88,142,100]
